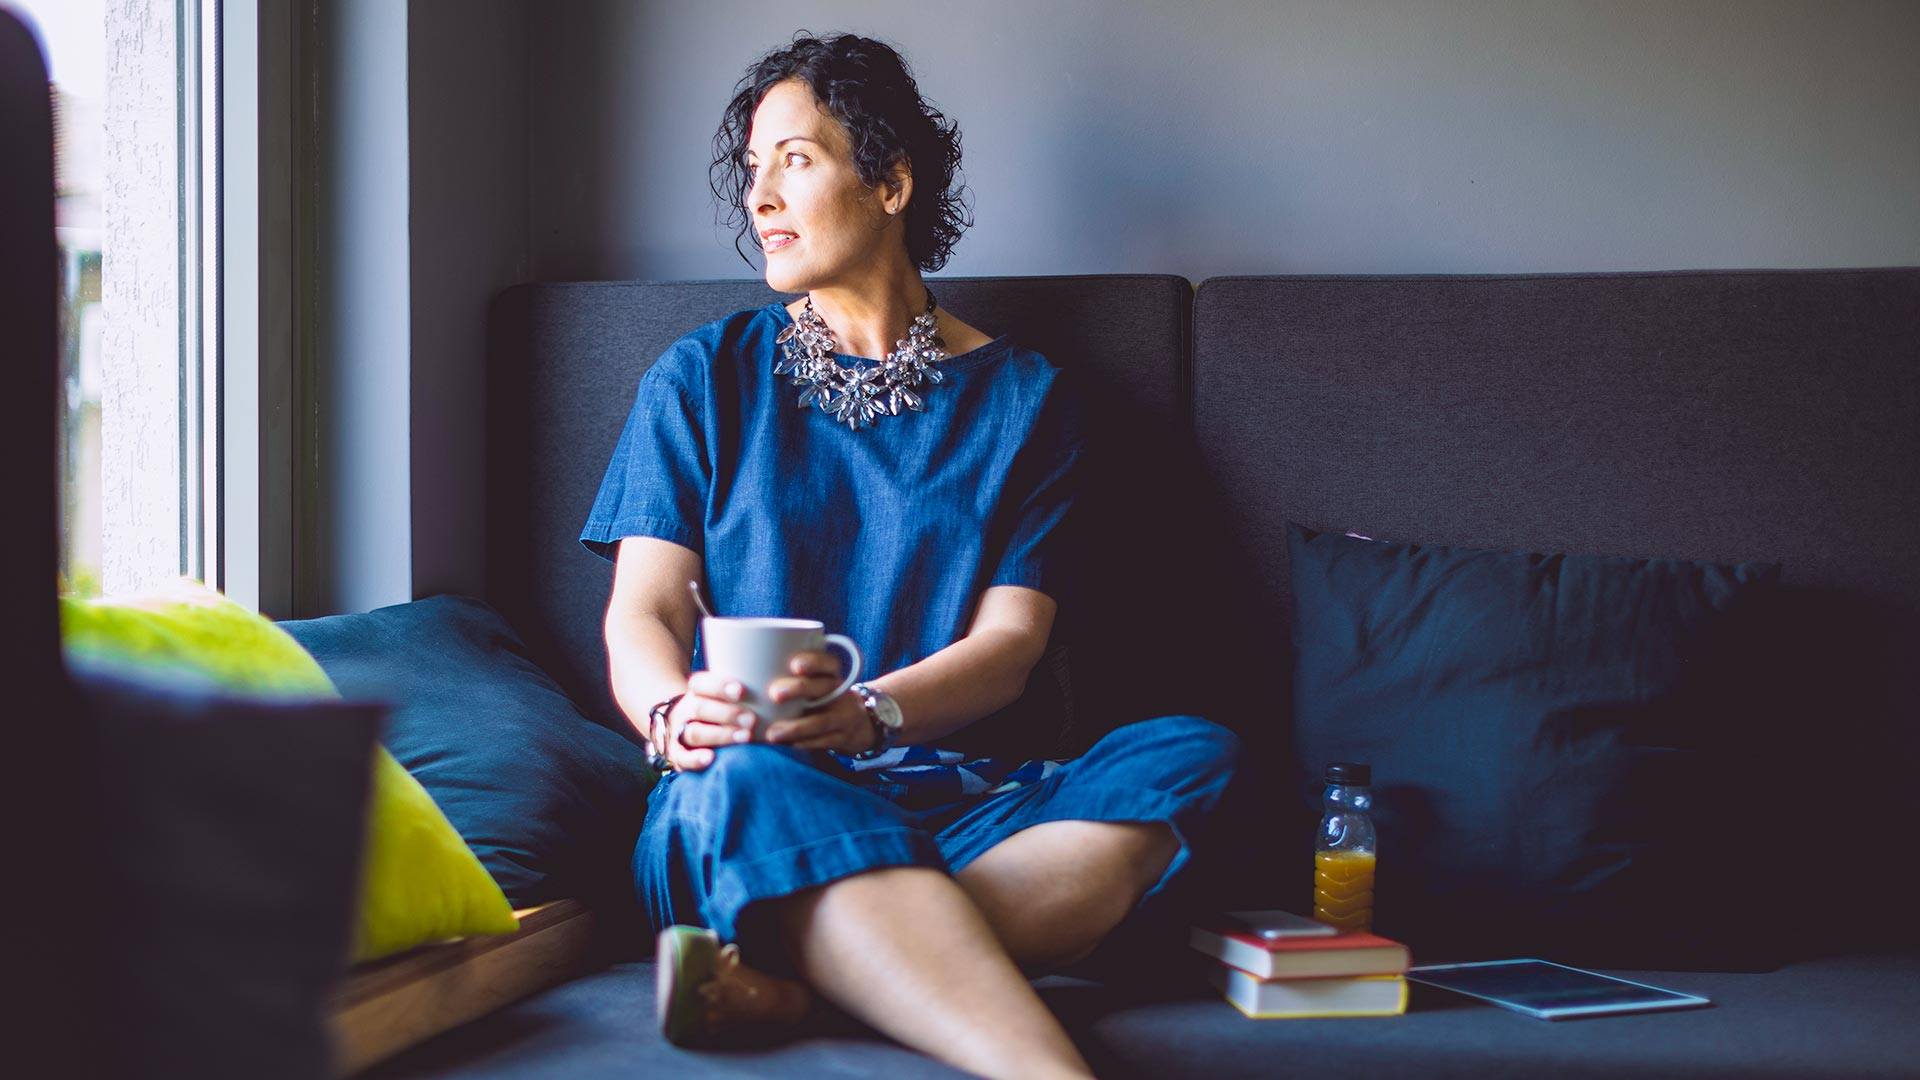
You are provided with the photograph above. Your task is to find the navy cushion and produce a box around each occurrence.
[281,595,654,908]
[76,661,381,1080]
[1287,525,1783,968]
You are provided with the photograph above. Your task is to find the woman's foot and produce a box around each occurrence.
[656,926,813,1047]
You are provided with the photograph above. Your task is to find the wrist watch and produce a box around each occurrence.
[849,682,904,760]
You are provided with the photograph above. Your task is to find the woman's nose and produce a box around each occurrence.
[749,172,778,211]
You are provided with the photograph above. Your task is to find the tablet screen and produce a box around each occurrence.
[1408,960,1708,1017]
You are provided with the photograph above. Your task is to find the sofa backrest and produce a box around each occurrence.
[1188,268,1920,767]
[486,276,1193,736]
[488,269,1919,768]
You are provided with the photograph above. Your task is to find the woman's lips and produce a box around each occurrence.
[766,234,798,252]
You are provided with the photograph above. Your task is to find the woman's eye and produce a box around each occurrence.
[745,152,804,179]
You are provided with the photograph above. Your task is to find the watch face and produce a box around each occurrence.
[868,690,904,729]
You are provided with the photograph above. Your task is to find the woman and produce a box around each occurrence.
[580,32,1239,1080]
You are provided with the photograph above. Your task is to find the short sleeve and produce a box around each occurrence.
[985,373,1089,600]
[578,359,710,563]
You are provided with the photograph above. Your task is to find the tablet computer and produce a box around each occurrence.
[1406,959,1712,1020]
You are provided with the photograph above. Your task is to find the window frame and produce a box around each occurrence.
[41,0,297,609]
[182,0,217,589]
[216,0,301,617]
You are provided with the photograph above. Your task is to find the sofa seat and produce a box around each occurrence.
[366,947,1920,1078]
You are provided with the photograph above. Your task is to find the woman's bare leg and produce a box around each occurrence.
[710,821,1174,1073]
[956,820,1181,972]
[771,865,1093,1080]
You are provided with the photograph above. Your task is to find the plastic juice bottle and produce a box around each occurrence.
[1314,761,1377,932]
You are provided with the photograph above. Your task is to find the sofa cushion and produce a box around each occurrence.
[1187,271,1920,934]
[1287,525,1782,968]
[1063,948,1920,1080]
[361,947,1920,1079]
[281,595,656,908]
[74,661,381,1080]
[61,581,520,961]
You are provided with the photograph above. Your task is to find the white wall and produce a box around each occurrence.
[100,0,179,594]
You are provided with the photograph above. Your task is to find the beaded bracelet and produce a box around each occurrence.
[646,692,687,773]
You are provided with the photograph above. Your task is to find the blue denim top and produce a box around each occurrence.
[580,300,1086,803]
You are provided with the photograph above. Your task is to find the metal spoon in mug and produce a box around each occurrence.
[688,580,716,621]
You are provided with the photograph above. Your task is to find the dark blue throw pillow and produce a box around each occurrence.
[1288,524,1784,969]
[280,595,654,908]
[75,661,381,1080]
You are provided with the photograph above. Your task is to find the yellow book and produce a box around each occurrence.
[1210,967,1408,1019]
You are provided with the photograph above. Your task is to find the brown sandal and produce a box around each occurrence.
[656,926,811,1048]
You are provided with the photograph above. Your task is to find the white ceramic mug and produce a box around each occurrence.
[699,617,863,733]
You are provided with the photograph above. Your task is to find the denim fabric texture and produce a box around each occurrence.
[580,298,1091,782]
[579,300,1089,683]
[583,300,1237,966]
[634,715,1241,966]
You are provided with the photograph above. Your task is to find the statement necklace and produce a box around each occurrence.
[774,290,949,430]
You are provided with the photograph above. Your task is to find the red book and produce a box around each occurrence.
[1189,923,1411,980]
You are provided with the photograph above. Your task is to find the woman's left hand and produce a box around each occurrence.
[761,649,875,753]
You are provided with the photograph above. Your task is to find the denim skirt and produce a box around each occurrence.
[632,714,1242,958]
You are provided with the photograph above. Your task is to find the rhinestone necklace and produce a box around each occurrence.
[774,290,949,430]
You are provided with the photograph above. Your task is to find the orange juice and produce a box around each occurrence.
[1313,849,1376,932]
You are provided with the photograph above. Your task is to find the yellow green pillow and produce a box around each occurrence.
[61,578,519,961]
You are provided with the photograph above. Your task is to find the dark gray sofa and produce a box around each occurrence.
[373,269,1920,1077]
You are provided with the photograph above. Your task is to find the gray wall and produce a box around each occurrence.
[409,0,530,602]
[309,0,1920,613]
[312,0,412,616]
[307,0,528,615]
[528,0,1920,283]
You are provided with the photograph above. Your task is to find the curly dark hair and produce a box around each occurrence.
[711,32,973,274]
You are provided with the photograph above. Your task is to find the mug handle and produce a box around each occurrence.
[801,634,863,710]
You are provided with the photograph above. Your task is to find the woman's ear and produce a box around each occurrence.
[885,160,912,215]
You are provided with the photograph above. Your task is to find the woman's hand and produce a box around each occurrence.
[658,673,759,771]
[659,650,871,768]
[763,649,875,753]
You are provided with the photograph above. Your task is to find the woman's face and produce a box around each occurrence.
[745,78,907,293]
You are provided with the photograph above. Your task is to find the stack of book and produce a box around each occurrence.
[1190,917,1411,1019]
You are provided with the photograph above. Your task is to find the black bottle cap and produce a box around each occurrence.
[1325,761,1371,786]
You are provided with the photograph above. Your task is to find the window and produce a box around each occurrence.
[25,0,219,598]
